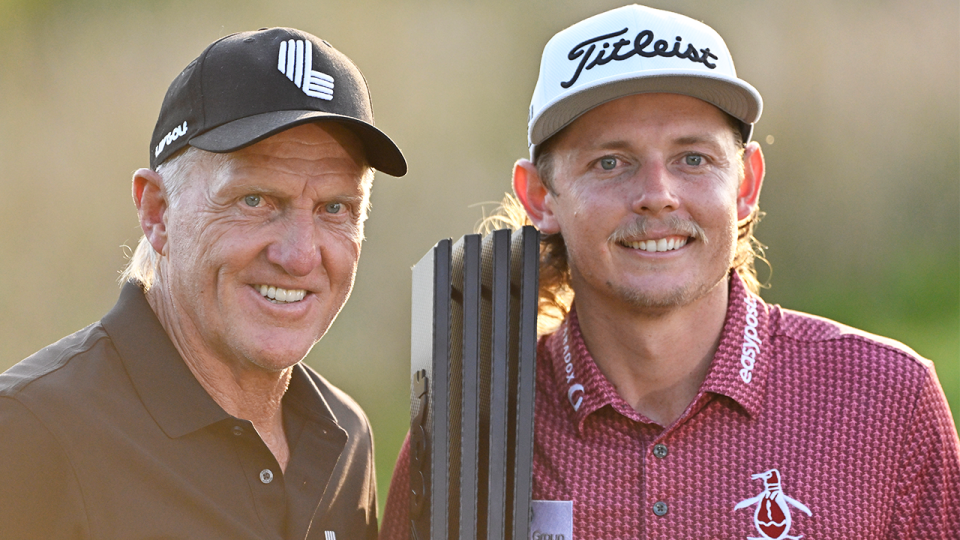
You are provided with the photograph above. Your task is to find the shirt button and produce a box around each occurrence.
[653,443,668,459]
[652,501,668,516]
[232,426,244,436]
[260,469,274,484]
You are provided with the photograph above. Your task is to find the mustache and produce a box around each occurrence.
[608,215,708,245]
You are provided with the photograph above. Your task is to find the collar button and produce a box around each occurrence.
[653,443,668,459]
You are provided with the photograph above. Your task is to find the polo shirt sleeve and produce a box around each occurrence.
[0,396,90,539]
[888,368,960,538]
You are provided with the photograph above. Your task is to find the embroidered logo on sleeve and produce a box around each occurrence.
[734,469,811,540]
[530,500,573,540]
[278,39,335,100]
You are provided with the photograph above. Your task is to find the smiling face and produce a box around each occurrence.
[528,93,760,314]
[154,123,369,373]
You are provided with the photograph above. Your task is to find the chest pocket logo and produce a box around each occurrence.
[734,469,812,540]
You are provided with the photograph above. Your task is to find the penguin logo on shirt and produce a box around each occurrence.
[734,469,811,540]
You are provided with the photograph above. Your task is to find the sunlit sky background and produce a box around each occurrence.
[1,0,957,512]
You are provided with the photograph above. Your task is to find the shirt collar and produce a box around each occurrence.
[698,272,771,418]
[544,273,771,433]
[544,307,646,432]
[101,281,341,438]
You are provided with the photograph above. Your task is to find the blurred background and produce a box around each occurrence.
[1,0,957,515]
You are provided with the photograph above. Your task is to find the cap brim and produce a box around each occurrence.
[531,70,762,150]
[190,110,407,177]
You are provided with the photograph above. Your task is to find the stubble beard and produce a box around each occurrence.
[574,217,737,316]
[608,263,730,315]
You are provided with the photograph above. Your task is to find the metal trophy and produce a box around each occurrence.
[409,226,539,540]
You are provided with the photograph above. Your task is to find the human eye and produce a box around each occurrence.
[243,194,263,207]
[324,202,344,214]
[684,154,704,167]
[598,156,618,171]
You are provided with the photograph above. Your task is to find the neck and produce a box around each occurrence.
[146,283,293,470]
[573,276,730,427]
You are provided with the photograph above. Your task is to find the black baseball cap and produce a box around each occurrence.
[150,27,406,176]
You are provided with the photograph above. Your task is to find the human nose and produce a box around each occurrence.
[630,162,681,216]
[266,211,321,277]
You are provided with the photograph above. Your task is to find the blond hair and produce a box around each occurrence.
[479,194,574,335]
[119,147,226,290]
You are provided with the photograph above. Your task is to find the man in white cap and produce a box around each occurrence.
[380,5,959,538]
[0,28,405,539]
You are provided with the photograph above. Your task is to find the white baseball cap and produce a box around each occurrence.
[528,4,762,158]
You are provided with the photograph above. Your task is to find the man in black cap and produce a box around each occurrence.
[0,28,405,539]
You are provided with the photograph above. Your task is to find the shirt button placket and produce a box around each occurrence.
[259,469,274,484]
[650,442,669,521]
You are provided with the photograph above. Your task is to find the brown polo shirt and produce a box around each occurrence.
[0,282,378,540]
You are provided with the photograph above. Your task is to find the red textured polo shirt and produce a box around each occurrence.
[381,274,960,539]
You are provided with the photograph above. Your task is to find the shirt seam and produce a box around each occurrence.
[771,309,928,364]
[0,326,108,397]
[886,367,934,537]
[771,326,931,372]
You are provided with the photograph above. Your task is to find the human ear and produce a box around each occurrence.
[513,159,560,234]
[132,168,169,256]
[737,142,765,221]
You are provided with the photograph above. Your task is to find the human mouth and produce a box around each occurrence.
[609,215,707,252]
[621,236,689,253]
[255,285,307,303]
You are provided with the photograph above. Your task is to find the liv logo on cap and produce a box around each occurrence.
[278,39,335,100]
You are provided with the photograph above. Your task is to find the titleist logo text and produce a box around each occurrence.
[562,28,719,88]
